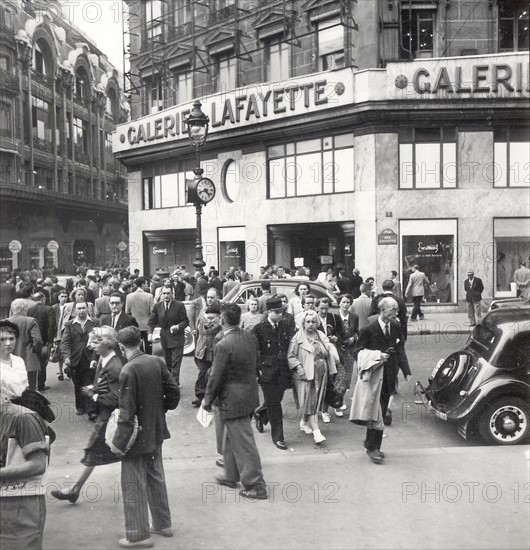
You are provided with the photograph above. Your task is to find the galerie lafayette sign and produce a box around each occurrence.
[114,69,353,152]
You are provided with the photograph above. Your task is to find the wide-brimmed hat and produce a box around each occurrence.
[266,296,283,311]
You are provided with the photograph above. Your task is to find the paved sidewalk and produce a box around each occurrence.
[408,312,472,335]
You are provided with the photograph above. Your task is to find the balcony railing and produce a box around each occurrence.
[209,4,237,24]
[74,145,91,166]
[33,136,54,154]
[0,68,19,94]
[31,69,54,88]
[174,21,193,39]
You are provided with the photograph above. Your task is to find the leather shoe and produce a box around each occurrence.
[384,409,392,426]
[58,374,64,381]
[191,399,201,407]
[51,488,80,504]
[38,385,50,391]
[88,413,98,422]
[150,526,173,537]
[254,412,264,433]
[240,487,268,500]
[274,441,287,450]
[118,538,153,548]
[215,458,224,468]
[366,449,384,464]
[215,476,237,489]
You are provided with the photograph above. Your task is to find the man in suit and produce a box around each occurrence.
[404,264,429,321]
[27,292,54,391]
[188,285,219,335]
[61,301,100,419]
[252,296,296,450]
[51,290,69,380]
[208,269,224,297]
[352,298,412,464]
[101,293,139,332]
[370,280,408,340]
[7,298,42,390]
[351,268,363,299]
[464,269,484,326]
[257,280,272,315]
[126,277,154,354]
[350,284,373,328]
[147,286,188,385]
[113,326,180,548]
[222,273,238,297]
[203,303,268,500]
[0,277,16,318]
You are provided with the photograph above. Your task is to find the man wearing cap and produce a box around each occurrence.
[191,304,222,407]
[251,296,296,450]
[188,285,219,336]
[464,269,484,326]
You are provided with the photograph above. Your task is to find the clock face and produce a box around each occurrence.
[196,178,216,203]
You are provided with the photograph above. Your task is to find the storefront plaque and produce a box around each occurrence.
[378,229,398,245]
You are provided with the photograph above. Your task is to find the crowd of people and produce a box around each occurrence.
[0,262,417,549]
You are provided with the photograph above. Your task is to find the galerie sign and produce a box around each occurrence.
[114,69,353,152]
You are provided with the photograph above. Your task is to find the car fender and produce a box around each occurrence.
[446,376,529,423]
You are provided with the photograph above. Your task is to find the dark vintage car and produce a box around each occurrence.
[152,278,338,357]
[415,307,530,445]
[488,296,530,311]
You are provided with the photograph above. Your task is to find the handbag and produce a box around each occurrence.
[48,344,61,363]
[105,410,139,454]
[325,376,343,409]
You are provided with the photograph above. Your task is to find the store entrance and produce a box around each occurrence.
[267,222,354,277]
[143,230,196,277]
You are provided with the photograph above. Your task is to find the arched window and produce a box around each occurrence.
[75,66,90,100]
[106,87,118,121]
[32,40,52,77]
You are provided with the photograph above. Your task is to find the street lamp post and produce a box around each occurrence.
[184,100,216,276]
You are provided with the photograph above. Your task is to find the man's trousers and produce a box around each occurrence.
[163,346,184,385]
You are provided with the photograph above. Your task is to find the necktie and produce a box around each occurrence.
[384,324,390,341]
[111,314,116,328]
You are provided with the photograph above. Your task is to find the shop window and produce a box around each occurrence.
[216,54,237,93]
[317,17,345,70]
[266,40,290,82]
[400,128,457,189]
[400,219,457,304]
[493,127,530,188]
[172,71,193,106]
[499,2,529,52]
[268,133,354,199]
[400,7,435,59]
[494,218,530,296]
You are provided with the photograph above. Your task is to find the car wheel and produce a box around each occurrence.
[478,397,529,445]
[183,327,195,356]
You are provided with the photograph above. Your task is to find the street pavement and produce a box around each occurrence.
[40,315,529,550]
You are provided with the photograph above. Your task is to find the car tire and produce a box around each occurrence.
[430,353,468,399]
[478,396,529,445]
[183,327,195,356]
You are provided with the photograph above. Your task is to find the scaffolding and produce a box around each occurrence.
[121,0,359,105]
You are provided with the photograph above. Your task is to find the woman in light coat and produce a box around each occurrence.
[287,310,336,444]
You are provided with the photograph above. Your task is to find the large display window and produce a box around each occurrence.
[400,219,457,304]
[493,218,530,297]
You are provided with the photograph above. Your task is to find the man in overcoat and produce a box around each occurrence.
[113,326,180,548]
[352,297,411,463]
[203,303,268,500]
[464,269,484,326]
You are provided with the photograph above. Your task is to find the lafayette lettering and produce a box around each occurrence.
[413,63,525,94]
[127,79,331,145]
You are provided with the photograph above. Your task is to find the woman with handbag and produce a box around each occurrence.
[51,326,123,504]
[287,310,336,444]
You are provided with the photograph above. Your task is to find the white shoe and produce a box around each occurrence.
[313,429,326,444]
[299,421,313,435]
[334,409,344,417]
[321,412,331,423]
[340,403,347,410]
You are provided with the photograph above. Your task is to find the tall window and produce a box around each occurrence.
[216,54,237,92]
[400,8,435,59]
[268,134,354,199]
[173,71,192,105]
[499,2,529,51]
[317,17,345,71]
[142,168,194,209]
[31,97,52,142]
[0,102,12,138]
[105,132,114,165]
[399,128,457,189]
[32,43,48,75]
[267,40,290,81]
[174,0,192,28]
[75,68,90,99]
[146,0,163,39]
[493,127,530,188]
[147,77,163,113]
